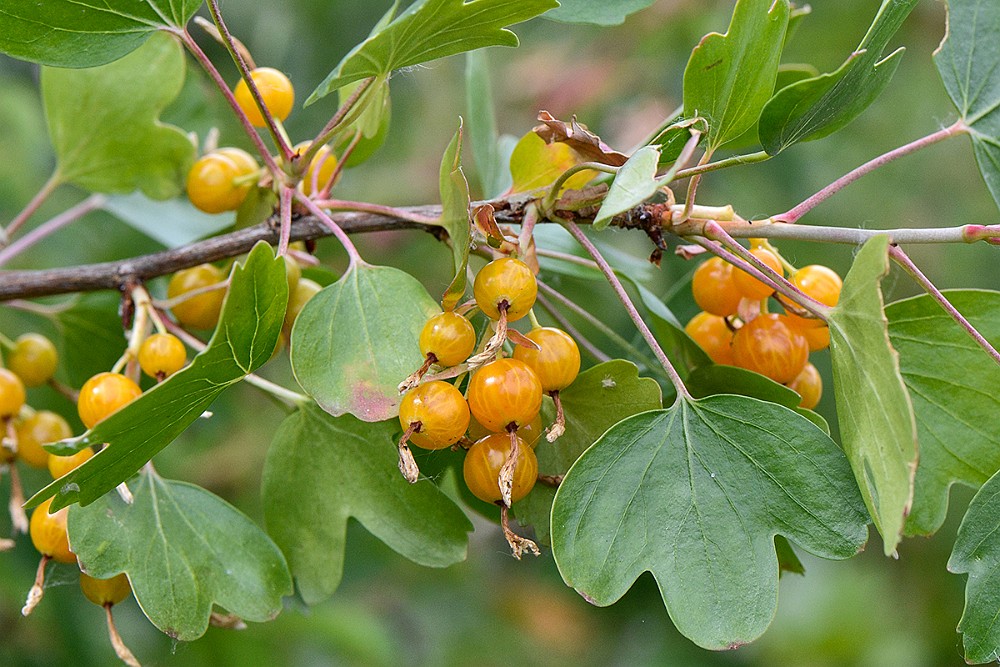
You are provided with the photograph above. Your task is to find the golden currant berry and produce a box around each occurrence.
[786,264,843,331]
[466,358,543,432]
[684,312,735,366]
[731,313,809,384]
[467,414,544,448]
[29,498,75,564]
[691,257,742,317]
[283,278,322,334]
[0,368,26,419]
[233,67,295,127]
[419,312,476,367]
[186,149,258,214]
[512,327,580,392]
[16,411,72,469]
[7,333,58,387]
[48,447,95,479]
[398,381,470,450]
[732,248,784,300]
[138,333,187,380]
[77,372,142,430]
[80,572,132,607]
[473,257,537,322]
[463,433,538,504]
[789,362,822,410]
[167,264,227,331]
[296,143,339,196]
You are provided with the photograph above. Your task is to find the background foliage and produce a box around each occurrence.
[0,0,995,664]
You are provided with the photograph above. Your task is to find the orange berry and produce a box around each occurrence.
[48,447,95,479]
[398,381,470,450]
[732,248,783,300]
[467,358,543,432]
[789,362,822,410]
[731,313,809,384]
[16,411,72,469]
[29,497,75,564]
[463,433,538,504]
[684,312,735,366]
[233,67,295,127]
[77,373,142,430]
[512,327,580,392]
[691,257,742,317]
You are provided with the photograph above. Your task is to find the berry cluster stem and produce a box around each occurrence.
[561,220,691,400]
[292,192,366,268]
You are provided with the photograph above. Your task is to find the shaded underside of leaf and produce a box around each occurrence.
[69,469,292,641]
[543,0,655,26]
[262,405,472,605]
[827,235,917,555]
[551,396,867,650]
[886,290,1000,536]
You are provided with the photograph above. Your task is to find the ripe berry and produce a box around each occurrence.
[296,143,339,196]
[138,333,186,379]
[512,327,580,392]
[789,362,822,410]
[398,381,470,450]
[77,372,142,430]
[684,311,735,366]
[167,264,227,331]
[283,278,322,334]
[473,258,537,322]
[731,313,808,384]
[0,368,26,419]
[801,325,830,352]
[29,498,74,564]
[463,433,538,504]
[48,447,94,479]
[233,67,295,127]
[467,414,543,448]
[786,264,842,332]
[467,358,543,432]
[419,312,476,367]
[186,149,259,214]
[691,257,742,317]
[732,248,783,300]
[16,411,72,469]
[80,572,131,607]
[6,333,58,387]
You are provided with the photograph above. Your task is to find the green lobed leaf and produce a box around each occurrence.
[262,405,472,605]
[758,0,917,156]
[682,0,790,150]
[949,469,1000,663]
[935,0,1000,211]
[827,235,917,555]
[29,242,287,510]
[290,263,439,422]
[0,0,201,68]
[515,360,662,542]
[435,122,473,310]
[103,192,235,248]
[306,0,558,105]
[69,469,292,641]
[465,51,512,198]
[551,396,868,650]
[886,290,1000,537]
[41,32,195,199]
[543,0,655,25]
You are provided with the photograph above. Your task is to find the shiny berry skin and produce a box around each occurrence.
[802,325,830,352]
[186,150,258,214]
[80,572,131,607]
[138,333,187,379]
[398,381,470,450]
[512,327,580,392]
[16,411,72,469]
[463,433,538,504]
[233,67,295,127]
[473,258,537,322]
[0,368,26,419]
[419,312,476,367]
[29,497,75,564]
[789,362,822,410]
[467,414,543,448]
[732,248,784,300]
[684,312,735,366]
[731,314,809,384]
[786,264,842,332]
[48,447,94,479]
[167,264,227,331]
[691,257,742,317]
[467,358,543,432]
[77,372,142,430]
[7,333,58,387]
[283,278,322,334]
[297,143,339,196]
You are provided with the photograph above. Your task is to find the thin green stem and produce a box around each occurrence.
[540,162,619,215]
[673,150,771,180]
[561,221,690,400]
[303,77,377,170]
[3,172,61,244]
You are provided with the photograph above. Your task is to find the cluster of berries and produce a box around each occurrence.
[684,241,842,409]
[397,257,580,557]
[185,67,340,215]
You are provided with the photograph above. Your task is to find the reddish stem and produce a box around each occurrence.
[0,195,106,268]
[3,173,61,243]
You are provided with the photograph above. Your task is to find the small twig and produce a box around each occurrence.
[293,192,365,268]
[278,187,293,257]
[540,162,619,215]
[397,422,420,483]
[105,604,142,667]
[673,150,771,180]
[22,555,50,616]
[304,77,377,168]
[546,390,566,442]
[500,503,540,560]
[0,194,106,268]
[3,172,61,244]
[311,199,439,225]
[889,245,1000,366]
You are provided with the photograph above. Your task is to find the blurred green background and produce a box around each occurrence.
[0,0,994,664]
